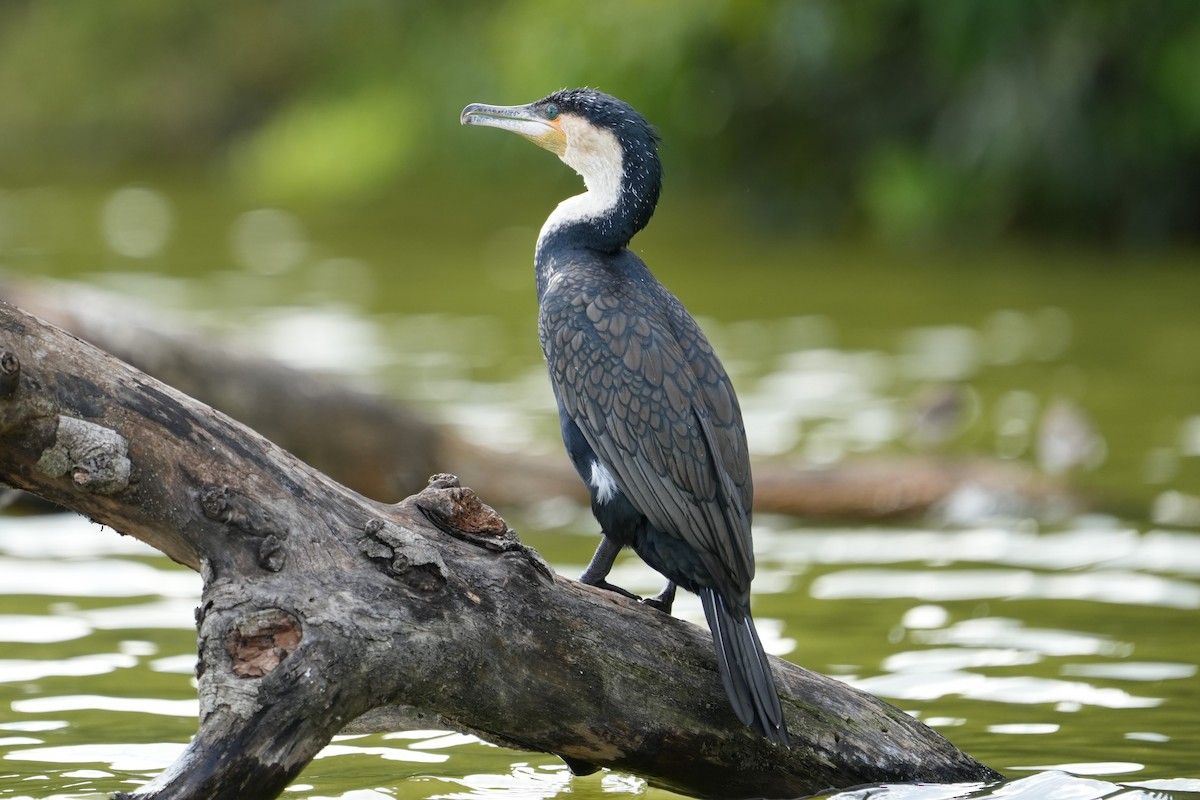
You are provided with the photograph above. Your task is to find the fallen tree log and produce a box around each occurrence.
[0,274,1077,522]
[0,299,1003,799]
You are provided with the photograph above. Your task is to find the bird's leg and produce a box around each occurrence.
[578,536,640,600]
[643,580,676,614]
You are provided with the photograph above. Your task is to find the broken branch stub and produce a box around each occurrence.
[0,300,1002,799]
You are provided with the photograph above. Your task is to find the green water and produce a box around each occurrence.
[1,179,1198,799]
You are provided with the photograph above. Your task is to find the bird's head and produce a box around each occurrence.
[461,88,661,217]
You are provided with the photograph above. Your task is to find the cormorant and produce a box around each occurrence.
[461,88,789,745]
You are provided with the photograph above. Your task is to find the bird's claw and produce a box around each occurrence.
[584,579,641,602]
[642,582,676,614]
[641,595,673,613]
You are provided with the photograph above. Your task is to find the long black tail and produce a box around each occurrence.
[700,588,789,745]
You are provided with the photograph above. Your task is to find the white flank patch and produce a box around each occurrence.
[589,460,620,504]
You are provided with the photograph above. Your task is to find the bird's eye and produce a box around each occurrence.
[545,104,559,120]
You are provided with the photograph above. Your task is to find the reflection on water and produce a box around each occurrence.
[1,180,1198,799]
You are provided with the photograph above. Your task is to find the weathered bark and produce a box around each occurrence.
[0,275,1077,521]
[0,299,1003,799]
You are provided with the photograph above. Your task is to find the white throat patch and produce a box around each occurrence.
[537,116,624,250]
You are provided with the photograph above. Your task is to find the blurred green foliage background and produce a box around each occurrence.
[1,0,1198,245]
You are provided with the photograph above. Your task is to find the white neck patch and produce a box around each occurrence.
[537,116,624,251]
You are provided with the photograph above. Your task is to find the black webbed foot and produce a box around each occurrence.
[579,536,637,600]
[642,581,676,614]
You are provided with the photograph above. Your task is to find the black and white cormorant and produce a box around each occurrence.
[461,88,789,745]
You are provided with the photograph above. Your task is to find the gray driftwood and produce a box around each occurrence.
[0,300,1003,799]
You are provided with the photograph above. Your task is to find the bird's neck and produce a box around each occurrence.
[535,151,661,272]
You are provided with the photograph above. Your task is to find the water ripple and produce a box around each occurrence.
[845,670,1159,708]
[0,559,200,599]
[3,741,186,772]
[810,568,1199,608]
[0,654,135,684]
[11,694,198,718]
[759,526,1200,576]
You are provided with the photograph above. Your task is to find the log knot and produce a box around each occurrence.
[224,608,303,678]
[0,350,18,398]
[257,534,286,572]
[362,518,447,592]
[411,474,554,582]
[35,414,131,495]
[414,473,515,547]
[199,486,290,571]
